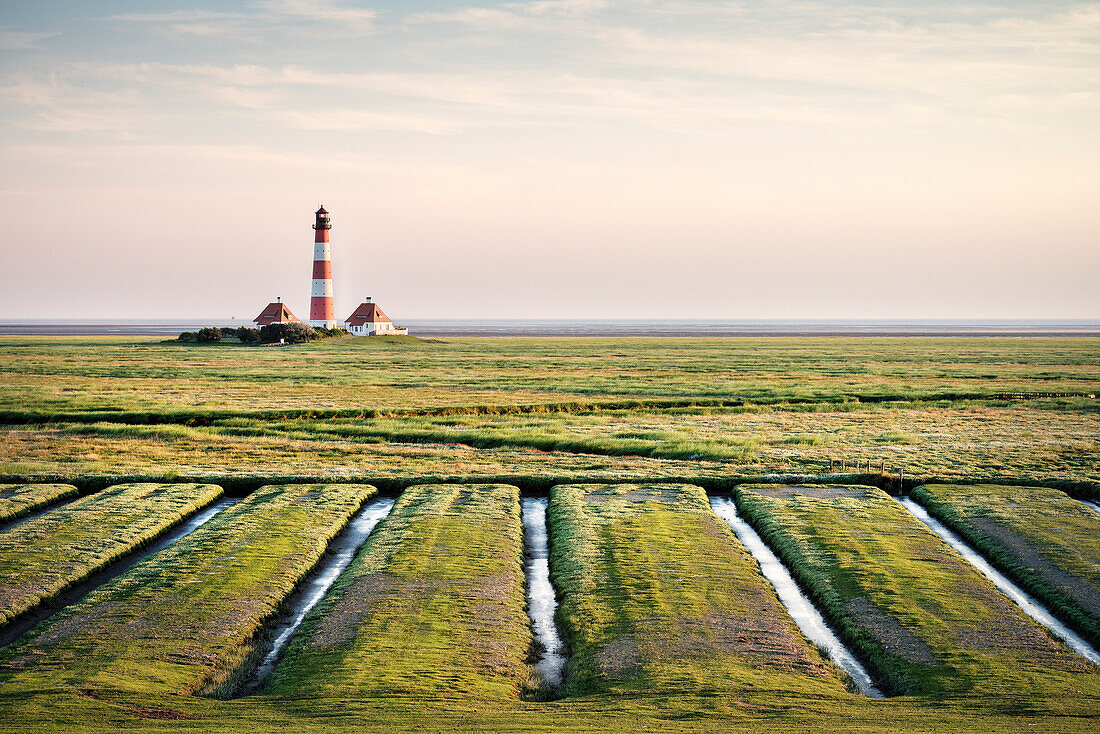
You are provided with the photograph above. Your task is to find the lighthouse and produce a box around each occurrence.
[309,206,336,328]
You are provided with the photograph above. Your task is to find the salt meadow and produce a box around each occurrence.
[0,335,1097,733]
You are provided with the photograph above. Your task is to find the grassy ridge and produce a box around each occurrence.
[0,483,376,698]
[266,483,531,700]
[735,484,1100,706]
[0,483,78,524]
[913,483,1100,647]
[548,483,850,699]
[0,482,222,626]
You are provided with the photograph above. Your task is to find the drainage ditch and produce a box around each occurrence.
[0,496,238,650]
[710,496,884,697]
[521,497,567,691]
[899,497,1100,667]
[239,497,394,693]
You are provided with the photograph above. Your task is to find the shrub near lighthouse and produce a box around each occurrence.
[309,206,335,329]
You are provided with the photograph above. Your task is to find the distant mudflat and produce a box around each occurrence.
[1,319,1098,337]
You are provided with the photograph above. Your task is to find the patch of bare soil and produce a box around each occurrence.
[949,579,1093,672]
[746,485,872,500]
[75,689,203,720]
[970,516,1100,618]
[844,597,939,665]
[594,634,640,679]
[305,573,396,648]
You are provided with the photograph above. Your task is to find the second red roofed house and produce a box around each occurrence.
[344,297,408,336]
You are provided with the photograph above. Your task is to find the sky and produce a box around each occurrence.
[1,0,1098,320]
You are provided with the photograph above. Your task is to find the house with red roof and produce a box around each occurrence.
[253,299,301,327]
[344,297,407,336]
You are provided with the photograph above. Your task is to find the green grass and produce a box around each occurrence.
[1,336,1096,418]
[266,483,531,700]
[0,336,1097,731]
[548,483,851,699]
[0,482,223,626]
[735,484,1100,706]
[913,483,1100,647]
[0,483,78,523]
[0,483,376,698]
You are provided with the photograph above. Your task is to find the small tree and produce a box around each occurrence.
[196,327,222,343]
[177,331,196,342]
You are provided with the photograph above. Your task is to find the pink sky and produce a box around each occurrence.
[1,1,1098,320]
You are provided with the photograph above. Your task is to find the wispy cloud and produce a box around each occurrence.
[0,28,59,50]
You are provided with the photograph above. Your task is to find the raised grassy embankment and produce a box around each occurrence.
[736,484,1100,707]
[266,483,530,700]
[0,483,376,698]
[548,483,850,700]
[0,483,78,524]
[0,482,222,626]
[913,483,1100,648]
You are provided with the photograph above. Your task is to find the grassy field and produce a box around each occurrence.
[0,482,222,626]
[266,483,531,700]
[0,483,376,698]
[0,336,1096,418]
[548,483,852,699]
[913,483,1100,647]
[0,336,1098,732]
[734,484,1100,707]
[0,483,77,524]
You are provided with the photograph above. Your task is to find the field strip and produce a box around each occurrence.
[0,496,236,650]
[0,483,377,698]
[521,497,566,691]
[549,483,850,699]
[911,483,1100,647]
[0,482,224,628]
[0,484,78,526]
[0,387,1072,427]
[736,484,1100,704]
[710,497,883,697]
[241,497,394,692]
[265,483,531,700]
[899,497,1100,666]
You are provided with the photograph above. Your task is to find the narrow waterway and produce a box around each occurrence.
[243,497,394,692]
[0,496,238,649]
[521,497,567,690]
[710,497,884,698]
[899,497,1100,667]
[1080,498,1100,516]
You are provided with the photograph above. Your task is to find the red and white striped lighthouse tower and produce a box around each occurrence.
[309,205,336,328]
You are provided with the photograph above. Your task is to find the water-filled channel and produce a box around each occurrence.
[245,497,394,690]
[521,497,567,689]
[1080,498,1100,516]
[710,497,884,697]
[0,496,239,650]
[899,497,1100,667]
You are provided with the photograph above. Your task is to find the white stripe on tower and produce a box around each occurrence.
[309,206,335,328]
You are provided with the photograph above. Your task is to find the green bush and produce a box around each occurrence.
[259,322,317,344]
[177,331,196,342]
[196,328,222,343]
[235,327,260,343]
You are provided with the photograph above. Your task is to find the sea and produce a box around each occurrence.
[1,319,1097,337]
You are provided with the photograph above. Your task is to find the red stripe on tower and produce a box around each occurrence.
[309,205,335,328]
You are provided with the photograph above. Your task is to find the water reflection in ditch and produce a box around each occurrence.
[246,497,394,690]
[1081,499,1100,516]
[710,497,884,698]
[521,497,567,690]
[899,497,1100,667]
